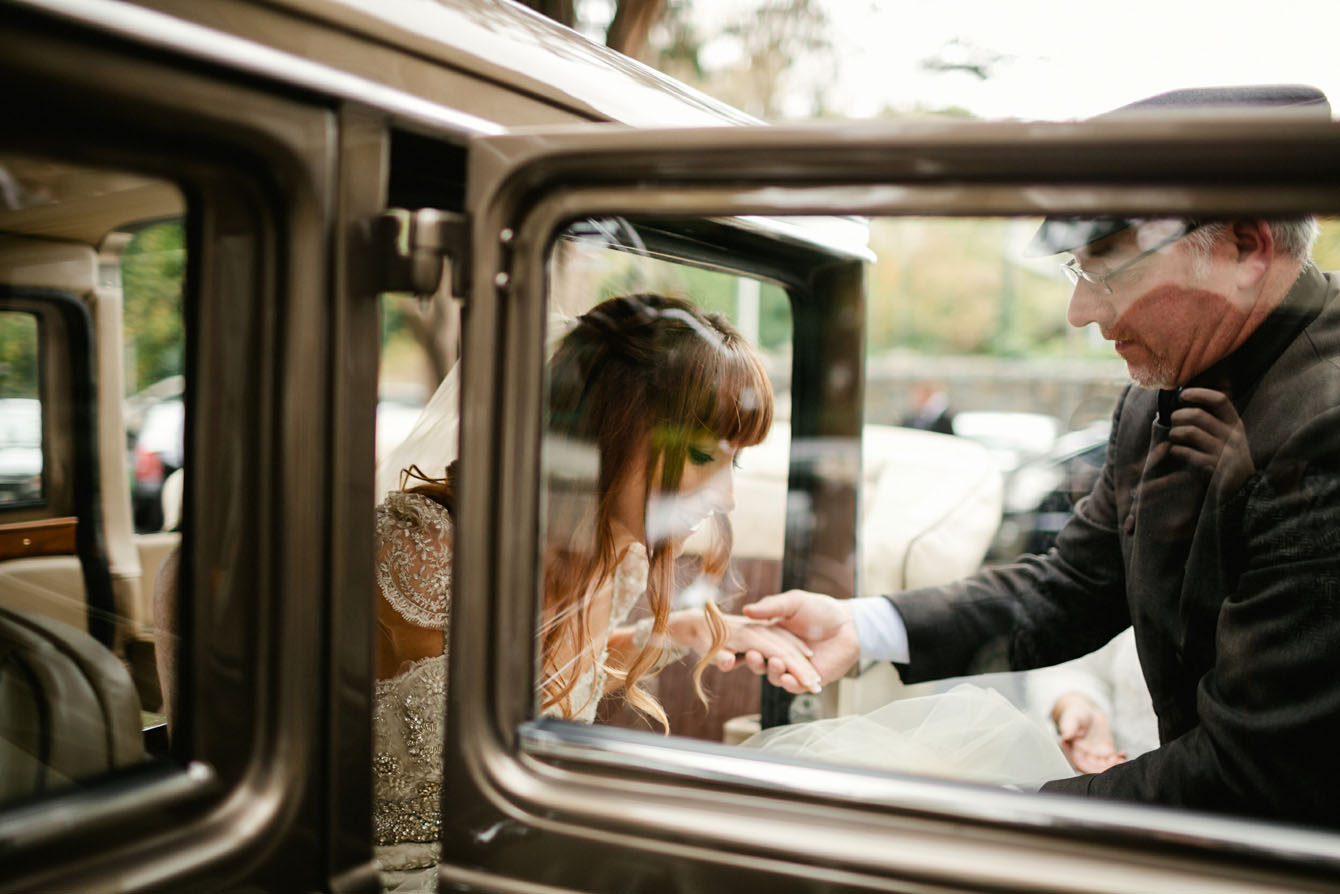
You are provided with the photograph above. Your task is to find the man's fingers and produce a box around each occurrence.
[1178,388,1247,436]
[1179,387,1235,418]
[750,624,814,658]
[726,620,822,690]
[743,590,836,640]
[743,592,801,621]
[1169,423,1221,451]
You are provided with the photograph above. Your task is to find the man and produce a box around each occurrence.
[744,85,1340,826]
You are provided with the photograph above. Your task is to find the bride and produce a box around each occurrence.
[372,293,819,890]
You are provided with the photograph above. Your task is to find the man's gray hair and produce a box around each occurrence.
[1186,217,1319,264]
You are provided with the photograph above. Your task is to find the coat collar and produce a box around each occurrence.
[1172,262,1328,407]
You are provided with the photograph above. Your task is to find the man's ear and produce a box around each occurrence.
[1229,219,1275,288]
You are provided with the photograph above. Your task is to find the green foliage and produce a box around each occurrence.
[867,218,1082,358]
[866,217,1340,361]
[594,255,792,351]
[122,221,186,394]
[0,312,39,399]
[1313,218,1340,270]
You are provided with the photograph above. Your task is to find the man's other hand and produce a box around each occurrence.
[1052,692,1127,774]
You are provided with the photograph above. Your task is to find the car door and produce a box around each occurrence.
[432,117,1340,892]
[0,3,380,890]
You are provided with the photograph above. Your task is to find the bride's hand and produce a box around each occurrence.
[1052,693,1126,774]
[666,609,823,694]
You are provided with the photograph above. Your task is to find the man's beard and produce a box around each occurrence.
[1126,350,1178,389]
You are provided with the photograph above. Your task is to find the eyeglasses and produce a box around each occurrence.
[1060,221,1200,294]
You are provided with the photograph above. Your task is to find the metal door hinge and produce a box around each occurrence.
[372,208,469,300]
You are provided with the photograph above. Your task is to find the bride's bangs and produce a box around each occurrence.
[706,336,773,449]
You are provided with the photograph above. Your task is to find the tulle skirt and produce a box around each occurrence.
[742,683,1074,791]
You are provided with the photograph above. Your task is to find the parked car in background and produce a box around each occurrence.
[129,395,183,533]
[128,382,426,533]
[0,397,42,504]
[988,420,1110,561]
[950,410,1062,477]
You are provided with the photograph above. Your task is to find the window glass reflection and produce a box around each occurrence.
[545,223,801,740]
[0,155,184,805]
[534,210,1340,837]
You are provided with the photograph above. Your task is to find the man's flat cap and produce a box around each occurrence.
[1025,85,1332,256]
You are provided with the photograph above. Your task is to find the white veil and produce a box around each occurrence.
[741,684,1074,791]
[375,363,462,503]
[375,313,584,504]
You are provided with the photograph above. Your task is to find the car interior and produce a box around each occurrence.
[0,157,185,794]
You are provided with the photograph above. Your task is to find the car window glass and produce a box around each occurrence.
[0,313,42,507]
[521,210,1340,840]
[0,154,184,806]
[122,222,185,535]
[539,220,793,737]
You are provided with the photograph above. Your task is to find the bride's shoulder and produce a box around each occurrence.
[610,542,649,616]
[377,491,454,537]
[375,491,453,629]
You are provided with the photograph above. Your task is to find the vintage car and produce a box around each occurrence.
[3,1,1340,892]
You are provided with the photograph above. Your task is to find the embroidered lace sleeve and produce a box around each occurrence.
[375,491,453,629]
[609,542,649,627]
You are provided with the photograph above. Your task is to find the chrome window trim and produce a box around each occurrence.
[519,720,1340,872]
[11,0,504,138]
[0,762,218,855]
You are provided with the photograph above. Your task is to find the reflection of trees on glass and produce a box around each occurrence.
[593,255,791,352]
[122,222,185,395]
[868,217,1340,359]
[867,218,1073,357]
[0,312,38,399]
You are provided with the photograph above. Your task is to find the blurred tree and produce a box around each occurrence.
[516,0,666,59]
[0,311,38,399]
[518,0,833,119]
[866,218,1079,358]
[382,291,459,392]
[1313,217,1340,271]
[712,0,832,118]
[122,221,185,395]
[608,0,667,59]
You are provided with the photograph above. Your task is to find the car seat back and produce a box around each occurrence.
[0,605,143,802]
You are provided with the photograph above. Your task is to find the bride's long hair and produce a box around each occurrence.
[539,293,774,729]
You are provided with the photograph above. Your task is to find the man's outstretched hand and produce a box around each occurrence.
[739,590,862,693]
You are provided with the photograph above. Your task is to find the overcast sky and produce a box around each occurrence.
[688,0,1340,121]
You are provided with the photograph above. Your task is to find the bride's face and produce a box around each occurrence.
[643,437,738,547]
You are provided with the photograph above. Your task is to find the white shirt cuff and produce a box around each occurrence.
[849,596,909,664]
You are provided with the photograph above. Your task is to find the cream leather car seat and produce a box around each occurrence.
[0,605,143,801]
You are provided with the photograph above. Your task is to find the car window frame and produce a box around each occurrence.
[440,116,1340,892]
[0,6,369,889]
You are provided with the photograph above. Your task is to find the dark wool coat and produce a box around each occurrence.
[891,265,1340,826]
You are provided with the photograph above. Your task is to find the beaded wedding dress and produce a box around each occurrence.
[371,490,649,892]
